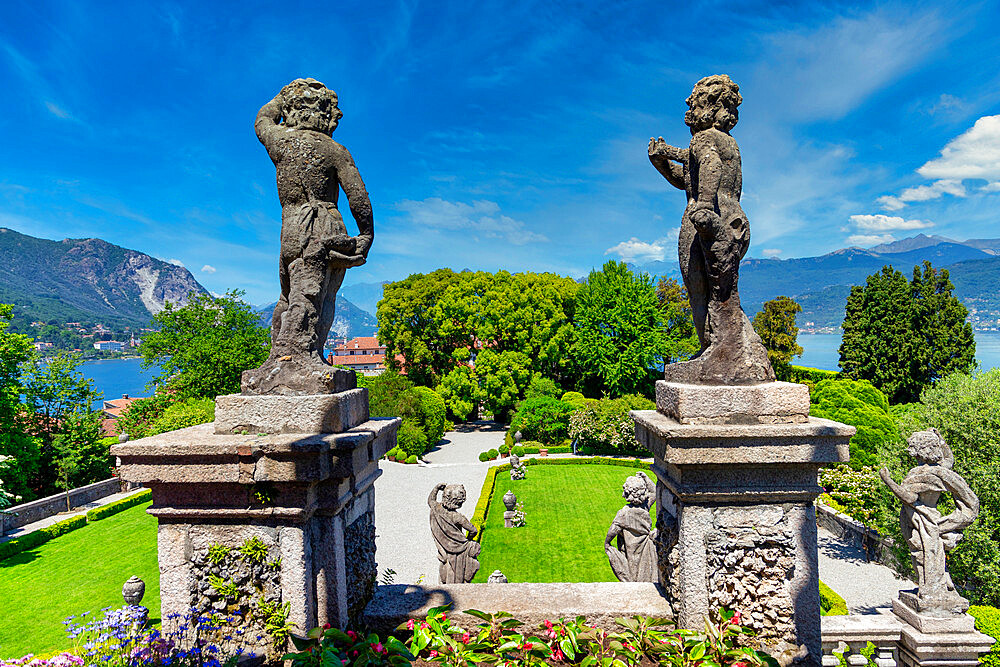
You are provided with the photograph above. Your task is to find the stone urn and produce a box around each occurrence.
[502,490,517,511]
[514,431,522,444]
[122,575,146,606]
[487,570,509,583]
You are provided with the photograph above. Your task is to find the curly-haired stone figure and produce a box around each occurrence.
[606,471,658,582]
[648,75,774,385]
[428,483,481,584]
[880,428,979,614]
[242,78,374,395]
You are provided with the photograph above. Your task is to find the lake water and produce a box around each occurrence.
[798,331,1000,372]
[80,357,159,407]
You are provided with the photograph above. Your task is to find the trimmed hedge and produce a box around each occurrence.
[414,386,447,447]
[970,606,1000,667]
[86,489,152,522]
[787,365,840,388]
[470,456,653,543]
[0,514,87,561]
[810,378,897,468]
[819,580,848,616]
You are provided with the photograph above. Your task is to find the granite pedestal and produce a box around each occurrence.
[111,386,398,656]
[633,380,854,666]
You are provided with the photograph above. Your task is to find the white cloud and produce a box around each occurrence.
[44,101,70,119]
[605,237,670,263]
[761,248,782,258]
[165,258,184,267]
[394,198,548,245]
[846,233,895,247]
[201,264,217,274]
[877,180,966,210]
[918,115,1000,181]
[982,182,1000,192]
[848,214,933,231]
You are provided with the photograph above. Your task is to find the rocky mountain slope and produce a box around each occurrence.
[257,295,378,340]
[0,227,207,327]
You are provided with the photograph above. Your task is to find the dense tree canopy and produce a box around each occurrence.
[572,261,666,398]
[840,262,973,404]
[140,290,270,399]
[752,295,803,379]
[656,277,699,364]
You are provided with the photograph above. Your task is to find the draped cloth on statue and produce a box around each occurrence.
[607,506,658,582]
[429,502,481,584]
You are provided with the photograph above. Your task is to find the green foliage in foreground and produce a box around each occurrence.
[809,379,898,468]
[86,489,152,521]
[115,395,215,439]
[819,580,848,616]
[473,463,652,583]
[970,606,1000,667]
[0,501,159,658]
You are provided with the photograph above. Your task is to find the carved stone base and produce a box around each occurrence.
[242,354,356,396]
[893,596,974,633]
[632,407,854,667]
[111,415,399,653]
[215,390,369,435]
[656,381,809,424]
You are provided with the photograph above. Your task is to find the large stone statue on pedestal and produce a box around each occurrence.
[882,429,979,616]
[648,74,773,385]
[428,483,481,584]
[606,472,658,582]
[244,77,374,396]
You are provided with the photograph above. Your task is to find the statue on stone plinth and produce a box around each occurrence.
[428,483,481,584]
[881,429,979,615]
[243,78,374,395]
[510,454,525,480]
[606,471,658,582]
[648,74,774,385]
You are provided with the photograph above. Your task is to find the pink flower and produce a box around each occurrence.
[462,633,471,644]
[347,630,357,640]
[731,611,742,626]
[421,622,429,629]
[547,630,557,640]
[323,622,332,629]
[521,642,533,650]
[553,648,566,661]
[441,613,447,621]
[429,650,439,657]
[374,643,385,654]
[407,619,415,630]
[544,620,553,630]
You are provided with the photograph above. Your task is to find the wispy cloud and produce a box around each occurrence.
[761,248,782,258]
[605,229,679,263]
[201,264,216,274]
[847,233,895,247]
[848,214,933,231]
[394,198,548,245]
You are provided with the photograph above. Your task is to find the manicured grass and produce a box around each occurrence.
[473,464,652,583]
[0,502,159,659]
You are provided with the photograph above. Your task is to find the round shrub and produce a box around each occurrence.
[560,391,587,410]
[149,397,215,435]
[509,396,575,444]
[413,386,447,447]
[971,606,1000,667]
[499,443,510,455]
[568,394,653,455]
[487,448,499,459]
[398,420,429,457]
[512,445,525,457]
[809,379,897,468]
[406,455,418,464]
[478,451,491,462]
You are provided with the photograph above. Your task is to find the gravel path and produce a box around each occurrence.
[817,526,911,613]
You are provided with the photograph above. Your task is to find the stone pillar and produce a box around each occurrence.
[633,380,854,666]
[112,387,398,655]
[893,599,994,667]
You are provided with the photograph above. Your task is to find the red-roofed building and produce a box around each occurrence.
[101,394,143,437]
[328,336,388,375]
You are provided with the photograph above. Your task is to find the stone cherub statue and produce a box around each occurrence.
[648,75,774,385]
[428,483,481,584]
[243,78,374,395]
[881,429,979,615]
[606,471,658,582]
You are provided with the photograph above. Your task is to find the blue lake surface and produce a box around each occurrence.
[80,357,159,407]
[798,331,1000,372]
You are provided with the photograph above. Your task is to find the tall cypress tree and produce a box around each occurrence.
[909,261,975,389]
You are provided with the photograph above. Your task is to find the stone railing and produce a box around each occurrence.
[0,477,129,534]
[816,500,902,571]
[821,614,902,667]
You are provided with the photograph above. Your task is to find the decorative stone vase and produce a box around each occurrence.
[514,431,522,444]
[503,490,517,511]
[122,575,146,606]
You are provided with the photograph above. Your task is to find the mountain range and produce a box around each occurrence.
[256,297,378,339]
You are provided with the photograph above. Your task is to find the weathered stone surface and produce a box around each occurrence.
[893,598,975,634]
[649,74,773,385]
[881,429,979,617]
[657,381,809,424]
[606,471,658,582]
[898,623,995,667]
[245,78,374,396]
[215,389,369,435]
[428,484,481,584]
[365,582,673,632]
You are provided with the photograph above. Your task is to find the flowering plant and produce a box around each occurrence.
[0,654,83,667]
[281,623,413,667]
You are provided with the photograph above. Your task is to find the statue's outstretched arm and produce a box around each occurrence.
[648,137,686,191]
[880,467,918,506]
[428,483,445,508]
[254,94,284,151]
[335,146,374,257]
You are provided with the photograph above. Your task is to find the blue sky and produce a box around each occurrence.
[3,1,1000,306]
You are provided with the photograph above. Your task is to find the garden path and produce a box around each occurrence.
[817,526,911,613]
[0,487,148,544]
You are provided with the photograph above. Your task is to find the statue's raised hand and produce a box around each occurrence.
[648,136,682,163]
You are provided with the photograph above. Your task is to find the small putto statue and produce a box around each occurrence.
[881,429,979,615]
[510,454,526,480]
[428,483,481,584]
[605,471,658,582]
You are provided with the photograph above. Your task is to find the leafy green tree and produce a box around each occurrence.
[568,394,655,455]
[438,363,479,422]
[53,411,109,488]
[140,290,269,399]
[572,261,666,398]
[0,454,21,509]
[524,374,562,401]
[656,277,699,364]
[752,296,803,379]
[809,379,898,468]
[509,396,575,444]
[0,304,36,500]
[840,263,974,404]
[473,349,532,423]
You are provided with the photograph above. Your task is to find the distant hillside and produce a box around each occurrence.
[0,227,207,328]
[340,281,390,316]
[257,294,378,339]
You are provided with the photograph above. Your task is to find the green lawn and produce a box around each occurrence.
[472,464,653,583]
[0,502,159,659]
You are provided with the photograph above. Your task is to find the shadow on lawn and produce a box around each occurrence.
[0,549,41,568]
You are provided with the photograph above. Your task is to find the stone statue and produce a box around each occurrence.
[243,78,374,395]
[510,454,525,480]
[648,74,774,385]
[606,471,658,582]
[881,429,979,615]
[428,483,481,584]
